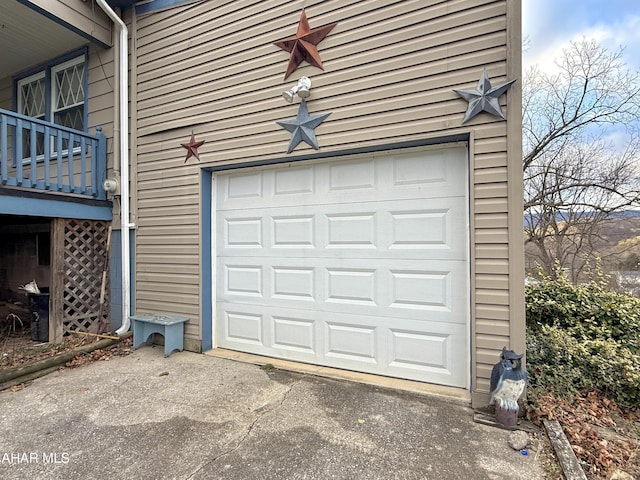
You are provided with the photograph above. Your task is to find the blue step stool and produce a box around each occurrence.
[131,314,189,357]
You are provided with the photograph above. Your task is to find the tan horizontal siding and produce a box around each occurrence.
[475,369,492,391]
[134,289,199,307]
[136,15,505,101]
[134,1,506,135]
[474,198,509,214]
[474,213,508,229]
[474,152,510,169]
[87,76,114,99]
[137,197,199,211]
[476,333,510,351]
[475,183,508,199]
[475,244,509,259]
[137,175,200,191]
[87,45,115,173]
[475,228,509,244]
[88,48,114,71]
[137,184,198,199]
[135,0,472,57]
[136,49,507,137]
[475,168,508,184]
[137,214,199,227]
[131,0,520,392]
[476,318,510,336]
[137,271,200,284]
[476,347,506,366]
[476,289,510,305]
[136,0,502,76]
[135,224,199,237]
[136,244,199,256]
[476,273,509,290]
[0,76,12,109]
[135,235,199,246]
[477,304,510,321]
[475,259,509,275]
[137,263,200,276]
[134,280,198,296]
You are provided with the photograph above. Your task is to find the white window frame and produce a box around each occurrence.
[51,56,86,130]
[16,54,86,164]
[17,71,46,120]
[17,72,46,162]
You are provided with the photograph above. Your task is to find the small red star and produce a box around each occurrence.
[181,132,205,163]
[274,9,337,80]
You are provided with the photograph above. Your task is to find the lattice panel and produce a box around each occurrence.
[62,219,110,335]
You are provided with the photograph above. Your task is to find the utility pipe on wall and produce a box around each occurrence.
[96,0,132,335]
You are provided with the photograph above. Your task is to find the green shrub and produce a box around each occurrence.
[525,325,584,403]
[525,274,640,408]
[577,339,640,407]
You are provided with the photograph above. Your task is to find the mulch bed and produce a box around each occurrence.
[528,390,640,479]
[1,329,133,392]
[1,331,132,369]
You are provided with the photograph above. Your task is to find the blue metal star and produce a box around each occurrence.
[276,100,331,154]
[453,69,516,124]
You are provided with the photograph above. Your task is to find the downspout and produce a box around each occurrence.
[96,0,132,335]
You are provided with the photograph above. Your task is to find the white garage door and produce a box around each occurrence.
[214,146,469,387]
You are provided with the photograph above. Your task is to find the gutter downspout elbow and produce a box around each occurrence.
[96,0,132,336]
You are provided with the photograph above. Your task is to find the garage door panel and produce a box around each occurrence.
[223,170,264,202]
[272,316,316,353]
[216,148,467,211]
[274,165,315,196]
[325,213,377,249]
[325,267,376,306]
[216,303,467,386]
[224,310,263,346]
[223,217,263,248]
[389,330,449,369]
[328,158,377,192]
[217,258,467,324]
[272,266,316,301]
[215,146,469,388]
[388,269,451,311]
[218,303,323,359]
[272,215,315,248]
[325,322,378,363]
[217,199,467,260]
[387,321,468,382]
[224,264,263,297]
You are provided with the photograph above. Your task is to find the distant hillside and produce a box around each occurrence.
[613,210,640,218]
[525,210,640,228]
[524,211,640,274]
[601,216,640,252]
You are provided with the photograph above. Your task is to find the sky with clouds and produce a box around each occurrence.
[522,0,640,71]
[522,0,640,154]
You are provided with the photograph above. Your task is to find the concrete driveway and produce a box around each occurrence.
[0,347,547,479]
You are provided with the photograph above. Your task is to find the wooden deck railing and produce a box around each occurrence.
[0,108,107,200]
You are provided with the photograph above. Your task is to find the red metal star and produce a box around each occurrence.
[274,9,337,80]
[181,132,205,163]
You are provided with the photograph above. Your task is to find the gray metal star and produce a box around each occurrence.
[453,69,516,124]
[276,100,331,153]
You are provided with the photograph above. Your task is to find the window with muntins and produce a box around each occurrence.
[15,52,87,158]
[17,72,46,156]
[52,57,85,131]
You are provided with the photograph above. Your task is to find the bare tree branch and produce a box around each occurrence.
[523,39,640,281]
